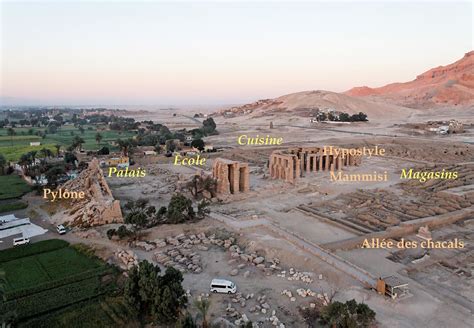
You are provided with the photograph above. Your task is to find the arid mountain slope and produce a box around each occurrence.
[345,51,474,108]
[218,90,412,121]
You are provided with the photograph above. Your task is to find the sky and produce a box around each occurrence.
[0,0,472,106]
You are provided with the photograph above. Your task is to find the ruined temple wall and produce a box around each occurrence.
[57,158,124,227]
[269,147,362,183]
[212,159,250,195]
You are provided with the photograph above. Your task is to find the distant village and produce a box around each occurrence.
[0,107,219,187]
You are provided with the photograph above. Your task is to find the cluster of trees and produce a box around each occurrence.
[190,117,217,139]
[166,193,210,223]
[136,123,182,149]
[0,117,44,128]
[337,112,368,122]
[14,149,78,186]
[123,260,219,327]
[301,299,376,328]
[116,138,137,156]
[124,260,187,324]
[109,116,140,131]
[121,194,210,238]
[316,111,368,122]
[186,175,217,199]
[107,225,134,240]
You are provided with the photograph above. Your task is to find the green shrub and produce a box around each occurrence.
[0,239,69,263]
[107,228,116,239]
[117,225,133,239]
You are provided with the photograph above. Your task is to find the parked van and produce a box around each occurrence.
[13,237,30,246]
[210,279,237,294]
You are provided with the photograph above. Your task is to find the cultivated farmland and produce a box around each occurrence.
[0,175,32,200]
[0,240,131,327]
[0,125,136,161]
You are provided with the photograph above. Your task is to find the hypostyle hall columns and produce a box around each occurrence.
[269,147,362,183]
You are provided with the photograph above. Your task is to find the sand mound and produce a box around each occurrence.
[217,90,413,121]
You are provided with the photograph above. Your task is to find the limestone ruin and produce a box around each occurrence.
[269,147,362,183]
[56,158,123,227]
[213,158,250,194]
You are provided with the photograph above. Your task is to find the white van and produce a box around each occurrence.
[13,237,30,246]
[210,279,237,294]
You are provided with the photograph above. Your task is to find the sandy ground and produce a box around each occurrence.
[2,107,472,327]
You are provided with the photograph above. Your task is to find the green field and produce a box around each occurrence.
[0,144,57,162]
[0,201,28,214]
[0,175,32,200]
[0,125,135,161]
[18,297,133,328]
[2,247,103,291]
[0,240,131,327]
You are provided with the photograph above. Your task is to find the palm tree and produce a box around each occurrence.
[7,128,15,147]
[39,148,50,160]
[30,150,37,165]
[18,153,32,175]
[54,144,61,157]
[72,136,85,151]
[95,132,103,147]
[117,139,131,157]
[194,299,211,328]
[202,176,217,197]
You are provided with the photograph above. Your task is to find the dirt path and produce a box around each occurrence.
[209,211,377,288]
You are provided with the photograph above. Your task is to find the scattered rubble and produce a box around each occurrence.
[146,231,283,276]
[277,268,314,283]
[114,249,138,270]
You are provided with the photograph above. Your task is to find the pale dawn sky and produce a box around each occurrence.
[1,1,472,106]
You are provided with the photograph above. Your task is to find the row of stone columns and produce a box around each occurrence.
[269,148,362,183]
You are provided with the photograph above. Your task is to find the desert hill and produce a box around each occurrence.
[218,90,412,121]
[345,51,474,108]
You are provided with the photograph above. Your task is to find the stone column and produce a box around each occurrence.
[240,166,249,192]
[295,157,301,178]
[300,153,305,174]
[287,158,294,183]
[217,162,230,194]
[269,155,274,178]
[306,154,311,173]
[230,163,240,194]
[313,155,317,172]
